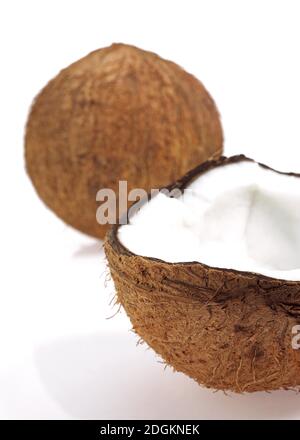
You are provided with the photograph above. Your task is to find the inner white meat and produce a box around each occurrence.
[118,161,300,281]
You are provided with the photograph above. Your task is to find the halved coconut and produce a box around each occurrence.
[105,155,300,392]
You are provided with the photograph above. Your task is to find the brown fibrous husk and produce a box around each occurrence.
[105,155,300,393]
[25,43,223,239]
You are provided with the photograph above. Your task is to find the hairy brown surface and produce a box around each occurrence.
[105,156,300,393]
[25,43,223,238]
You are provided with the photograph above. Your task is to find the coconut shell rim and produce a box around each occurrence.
[107,154,300,284]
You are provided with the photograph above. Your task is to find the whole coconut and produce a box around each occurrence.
[25,43,223,238]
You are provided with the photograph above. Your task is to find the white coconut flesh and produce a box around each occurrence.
[118,160,300,281]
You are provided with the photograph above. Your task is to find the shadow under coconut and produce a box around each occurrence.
[72,240,104,258]
[34,332,300,420]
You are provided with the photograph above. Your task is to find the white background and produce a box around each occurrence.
[1,0,300,419]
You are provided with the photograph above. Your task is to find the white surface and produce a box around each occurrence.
[1,0,300,419]
[120,160,300,280]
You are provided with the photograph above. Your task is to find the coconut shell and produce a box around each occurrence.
[105,155,300,393]
[25,43,223,239]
